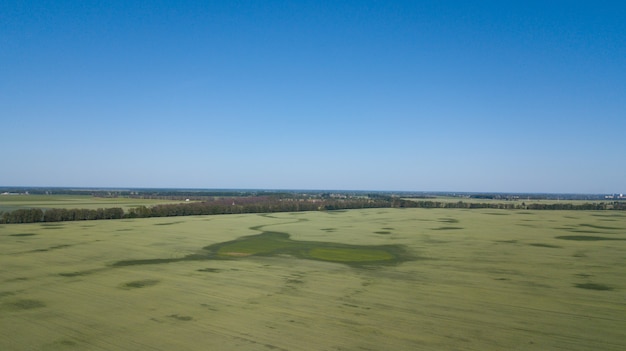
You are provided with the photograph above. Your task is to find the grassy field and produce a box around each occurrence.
[1,208,625,350]
[0,194,189,212]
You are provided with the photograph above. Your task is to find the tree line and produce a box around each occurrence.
[391,199,626,211]
[0,197,388,224]
[1,207,125,223]
[1,196,624,224]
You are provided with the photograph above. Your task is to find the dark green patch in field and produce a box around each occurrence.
[575,283,613,291]
[200,303,218,311]
[431,226,464,230]
[484,212,510,215]
[49,244,72,249]
[495,240,518,244]
[168,314,193,321]
[59,270,95,277]
[116,228,133,231]
[324,210,349,214]
[556,224,621,234]
[321,228,337,232]
[207,232,412,267]
[555,236,626,241]
[113,257,188,266]
[374,231,391,235]
[121,279,160,289]
[29,244,72,253]
[197,268,221,273]
[264,344,289,351]
[438,218,459,223]
[258,214,280,219]
[382,227,394,230]
[591,213,626,218]
[578,223,621,230]
[565,229,604,234]
[4,299,46,310]
[9,233,36,237]
[41,223,64,227]
[529,243,561,248]
[113,231,414,268]
[154,221,184,226]
[0,291,16,298]
[522,281,553,289]
[41,226,63,230]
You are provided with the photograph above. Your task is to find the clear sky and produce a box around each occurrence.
[1,1,624,193]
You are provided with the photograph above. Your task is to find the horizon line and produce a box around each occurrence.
[0,185,621,196]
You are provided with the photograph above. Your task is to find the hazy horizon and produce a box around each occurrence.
[1,184,620,196]
[2,1,624,193]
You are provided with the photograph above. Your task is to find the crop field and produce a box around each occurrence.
[1,208,625,350]
[0,195,189,212]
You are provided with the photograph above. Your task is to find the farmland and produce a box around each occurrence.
[1,208,625,350]
[0,194,191,213]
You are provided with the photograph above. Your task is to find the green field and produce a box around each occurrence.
[1,208,625,350]
[0,194,189,212]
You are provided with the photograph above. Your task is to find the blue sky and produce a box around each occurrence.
[1,1,625,193]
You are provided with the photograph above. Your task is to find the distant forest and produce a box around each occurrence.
[1,193,625,224]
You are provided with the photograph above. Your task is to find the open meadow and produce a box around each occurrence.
[1,208,625,350]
